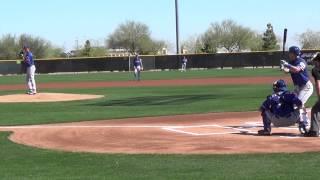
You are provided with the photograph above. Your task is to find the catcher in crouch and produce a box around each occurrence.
[258,80,303,136]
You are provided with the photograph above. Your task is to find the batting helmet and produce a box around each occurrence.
[289,46,301,56]
[273,80,288,93]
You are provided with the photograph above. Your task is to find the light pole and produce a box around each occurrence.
[175,0,180,55]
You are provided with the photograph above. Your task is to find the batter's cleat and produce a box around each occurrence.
[298,122,309,135]
[258,129,271,136]
[304,131,320,137]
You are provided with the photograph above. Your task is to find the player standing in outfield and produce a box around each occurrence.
[306,52,320,137]
[133,54,143,81]
[258,80,302,136]
[181,56,188,72]
[22,46,37,95]
[280,46,313,134]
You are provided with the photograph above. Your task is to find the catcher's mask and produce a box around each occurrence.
[273,79,288,93]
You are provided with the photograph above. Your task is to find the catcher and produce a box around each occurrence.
[258,80,302,136]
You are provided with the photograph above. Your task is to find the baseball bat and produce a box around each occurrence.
[282,28,288,57]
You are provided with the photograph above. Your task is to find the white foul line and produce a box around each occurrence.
[0,124,248,130]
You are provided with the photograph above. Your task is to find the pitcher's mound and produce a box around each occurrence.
[0,93,104,103]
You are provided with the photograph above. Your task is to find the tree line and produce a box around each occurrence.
[182,20,320,54]
[0,20,320,60]
[0,34,63,60]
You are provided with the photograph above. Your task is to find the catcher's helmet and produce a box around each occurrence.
[289,46,301,56]
[273,79,288,93]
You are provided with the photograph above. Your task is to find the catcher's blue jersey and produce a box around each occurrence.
[261,91,302,117]
[289,57,309,87]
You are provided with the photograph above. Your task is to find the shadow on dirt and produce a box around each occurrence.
[235,132,300,137]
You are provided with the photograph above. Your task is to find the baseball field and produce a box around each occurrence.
[1,68,320,179]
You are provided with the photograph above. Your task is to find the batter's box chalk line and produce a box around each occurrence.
[162,124,254,136]
[163,123,304,139]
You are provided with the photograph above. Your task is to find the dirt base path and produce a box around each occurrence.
[0,76,290,91]
[1,111,319,154]
[0,93,104,103]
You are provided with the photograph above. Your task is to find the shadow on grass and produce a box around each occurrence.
[92,94,219,106]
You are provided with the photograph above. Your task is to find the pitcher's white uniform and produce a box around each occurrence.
[23,47,37,95]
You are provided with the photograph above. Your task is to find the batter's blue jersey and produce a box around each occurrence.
[261,91,302,117]
[24,52,34,67]
[289,57,310,87]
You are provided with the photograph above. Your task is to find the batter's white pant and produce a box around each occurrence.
[294,81,314,105]
[26,65,37,93]
[295,81,313,123]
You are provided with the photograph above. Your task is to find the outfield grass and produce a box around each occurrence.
[0,68,282,84]
[1,132,320,179]
[0,85,308,126]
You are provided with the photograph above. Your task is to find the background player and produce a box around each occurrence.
[306,52,320,137]
[133,54,143,81]
[181,56,188,72]
[22,46,37,95]
[280,46,313,134]
[258,80,302,136]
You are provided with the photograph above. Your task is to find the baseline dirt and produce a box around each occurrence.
[0,93,104,103]
[0,76,290,90]
[1,111,319,154]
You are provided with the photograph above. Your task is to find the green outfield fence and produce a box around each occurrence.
[0,50,318,75]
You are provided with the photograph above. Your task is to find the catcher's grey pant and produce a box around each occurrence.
[310,100,320,134]
[26,65,37,92]
[265,110,300,127]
